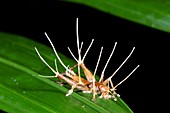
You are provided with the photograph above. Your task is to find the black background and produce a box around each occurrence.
[0,0,170,113]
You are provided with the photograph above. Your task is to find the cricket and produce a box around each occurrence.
[35,18,140,101]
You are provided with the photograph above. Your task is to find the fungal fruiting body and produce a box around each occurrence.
[35,18,140,101]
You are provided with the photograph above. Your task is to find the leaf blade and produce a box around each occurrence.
[0,32,132,113]
[67,0,170,32]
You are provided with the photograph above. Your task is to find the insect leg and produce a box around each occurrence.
[65,84,78,96]
[67,39,94,82]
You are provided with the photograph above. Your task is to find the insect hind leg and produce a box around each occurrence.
[66,84,78,96]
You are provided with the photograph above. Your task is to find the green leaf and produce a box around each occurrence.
[67,0,170,32]
[0,32,132,113]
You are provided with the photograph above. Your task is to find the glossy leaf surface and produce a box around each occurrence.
[0,32,132,113]
[68,0,170,32]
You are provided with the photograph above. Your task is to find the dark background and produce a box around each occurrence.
[1,0,169,113]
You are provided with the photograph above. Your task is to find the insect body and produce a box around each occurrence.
[35,18,140,101]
